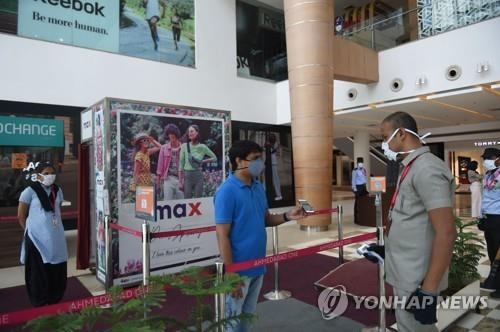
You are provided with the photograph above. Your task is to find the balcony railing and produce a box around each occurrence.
[338,1,500,52]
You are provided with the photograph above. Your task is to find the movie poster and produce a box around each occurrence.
[108,101,229,285]
[232,121,295,208]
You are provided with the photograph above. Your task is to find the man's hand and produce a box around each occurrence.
[287,206,307,220]
[362,243,385,264]
[230,278,245,299]
[405,288,438,325]
[224,272,245,299]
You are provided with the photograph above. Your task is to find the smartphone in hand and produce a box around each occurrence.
[298,199,315,214]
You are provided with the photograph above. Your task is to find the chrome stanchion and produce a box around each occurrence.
[104,216,112,291]
[264,226,292,300]
[363,192,394,332]
[337,205,344,265]
[215,261,225,332]
[142,221,150,319]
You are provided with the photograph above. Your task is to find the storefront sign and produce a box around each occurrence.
[81,109,93,141]
[17,0,119,52]
[0,116,63,147]
[474,140,500,147]
[258,8,284,32]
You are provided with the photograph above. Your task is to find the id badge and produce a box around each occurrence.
[52,214,58,228]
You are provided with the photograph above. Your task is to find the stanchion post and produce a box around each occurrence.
[363,192,393,332]
[104,216,112,291]
[375,192,386,330]
[337,205,344,265]
[215,261,225,332]
[264,226,291,300]
[142,221,150,319]
[142,221,151,287]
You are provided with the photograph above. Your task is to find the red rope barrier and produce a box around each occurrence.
[151,226,216,239]
[226,232,376,273]
[0,284,148,327]
[308,208,339,216]
[108,223,142,238]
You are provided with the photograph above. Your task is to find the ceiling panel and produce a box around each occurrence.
[334,85,500,137]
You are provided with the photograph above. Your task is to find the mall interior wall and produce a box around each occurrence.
[0,1,277,124]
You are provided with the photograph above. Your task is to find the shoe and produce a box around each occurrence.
[480,260,499,290]
[491,290,500,299]
[154,43,158,51]
[274,196,282,201]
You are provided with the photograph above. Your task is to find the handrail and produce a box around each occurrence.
[342,5,428,37]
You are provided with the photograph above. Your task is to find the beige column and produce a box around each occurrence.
[284,0,334,231]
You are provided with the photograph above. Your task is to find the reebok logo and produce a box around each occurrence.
[34,0,105,17]
[156,202,202,220]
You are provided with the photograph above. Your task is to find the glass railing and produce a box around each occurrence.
[338,1,500,52]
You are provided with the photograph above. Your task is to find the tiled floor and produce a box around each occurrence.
[1,191,499,331]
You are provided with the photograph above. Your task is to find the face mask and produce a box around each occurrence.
[381,128,431,161]
[40,174,56,186]
[483,159,498,171]
[248,159,265,177]
[357,163,364,168]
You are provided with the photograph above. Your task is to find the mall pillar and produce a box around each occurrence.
[353,131,371,182]
[284,0,334,231]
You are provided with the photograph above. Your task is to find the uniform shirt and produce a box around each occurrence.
[214,174,268,277]
[482,167,500,215]
[19,185,68,264]
[351,167,367,189]
[180,143,217,171]
[385,147,455,293]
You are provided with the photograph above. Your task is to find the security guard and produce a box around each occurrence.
[352,157,368,197]
[372,112,457,331]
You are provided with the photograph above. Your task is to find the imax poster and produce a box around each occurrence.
[110,102,229,285]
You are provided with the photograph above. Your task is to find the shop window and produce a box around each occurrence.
[0,111,80,224]
[236,0,288,82]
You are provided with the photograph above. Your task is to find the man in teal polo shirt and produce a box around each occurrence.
[215,140,306,332]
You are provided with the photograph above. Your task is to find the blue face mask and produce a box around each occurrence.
[248,159,265,177]
[237,158,265,177]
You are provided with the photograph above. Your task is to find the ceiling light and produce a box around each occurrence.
[477,62,490,73]
[415,76,427,86]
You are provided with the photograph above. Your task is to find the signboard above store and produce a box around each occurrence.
[474,140,500,147]
[0,115,64,147]
[81,109,93,141]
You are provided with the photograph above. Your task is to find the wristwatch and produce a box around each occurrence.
[283,212,290,222]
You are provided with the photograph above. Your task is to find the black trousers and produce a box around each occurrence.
[482,214,500,264]
[354,184,368,223]
[25,235,67,307]
[355,184,368,197]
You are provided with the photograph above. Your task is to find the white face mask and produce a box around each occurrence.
[483,159,498,171]
[381,128,431,162]
[357,163,364,168]
[39,174,56,186]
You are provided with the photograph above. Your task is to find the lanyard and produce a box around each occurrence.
[49,187,57,211]
[388,155,421,217]
[484,168,500,190]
